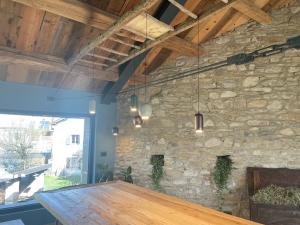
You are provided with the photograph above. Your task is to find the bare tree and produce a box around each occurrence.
[0,127,34,172]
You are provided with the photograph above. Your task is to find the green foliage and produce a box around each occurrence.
[44,175,81,191]
[97,163,113,182]
[252,185,300,207]
[120,166,133,183]
[149,156,164,191]
[212,155,233,210]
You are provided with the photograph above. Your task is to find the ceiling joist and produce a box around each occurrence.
[109,37,141,49]
[86,53,118,63]
[98,47,129,57]
[66,0,161,66]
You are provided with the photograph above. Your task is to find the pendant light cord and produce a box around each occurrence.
[197,19,200,113]
[144,13,148,101]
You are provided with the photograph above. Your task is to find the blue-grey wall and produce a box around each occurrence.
[0,81,117,225]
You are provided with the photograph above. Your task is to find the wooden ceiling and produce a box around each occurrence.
[0,0,294,93]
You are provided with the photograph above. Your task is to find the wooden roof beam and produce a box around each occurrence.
[107,0,241,69]
[109,37,141,49]
[0,47,118,81]
[98,47,129,57]
[10,0,118,30]
[231,0,272,24]
[79,59,109,67]
[11,0,147,43]
[66,0,160,66]
[86,53,118,62]
[158,36,205,57]
[168,0,198,19]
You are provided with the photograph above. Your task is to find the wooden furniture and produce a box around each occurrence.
[0,220,24,225]
[247,167,300,225]
[35,181,262,225]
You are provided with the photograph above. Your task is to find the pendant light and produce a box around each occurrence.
[139,13,152,120]
[130,58,139,112]
[89,50,97,115]
[112,127,119,136]
[195,18,204,133]
[133,115,143,128]
[130,94,138,112]
[89,99,96,115]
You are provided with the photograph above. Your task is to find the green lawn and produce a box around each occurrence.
[44,175,81,191]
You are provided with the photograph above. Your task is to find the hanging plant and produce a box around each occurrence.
[120,166,133,183]
[212,155,234,211]
[149,155,164,191]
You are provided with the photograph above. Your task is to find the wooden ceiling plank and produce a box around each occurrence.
[124,13,174,40]
[117,30,146,42]
[15,6,45,52]
[11,0,148,42]
[168,0,198,19]
[107,0,239,69]
[11,0,118,30]
[0,46,118,81]
[231,0,272,24]
[66,0,161,66]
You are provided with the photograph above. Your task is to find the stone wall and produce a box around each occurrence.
[115,3,300,218]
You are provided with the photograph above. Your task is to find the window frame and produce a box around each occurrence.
[0,109,96,213]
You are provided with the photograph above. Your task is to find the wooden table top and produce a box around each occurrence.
[35,181,262,225]
[0,220,24,225]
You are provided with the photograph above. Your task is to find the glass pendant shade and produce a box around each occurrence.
[112,127,119,136]
[195,112,203,133]
[89,99,96,114]
[130,94,138,112]
[139,103,152,120]
[133,115,143,128]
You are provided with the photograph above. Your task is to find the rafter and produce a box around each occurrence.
[67,0,160,66]
[168,0,198,19]
[86,53,118,62]
[232,0,272,24]
[98,47,129,57]
[109,37,141,49]
[107,0,241,69]
[101,0,187,103]
[0,47,118,81]
[158,36,204,57]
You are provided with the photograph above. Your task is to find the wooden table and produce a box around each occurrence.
[35,181,262,225]
[0,220,24,225]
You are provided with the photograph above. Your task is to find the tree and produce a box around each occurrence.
[0,127,34,172]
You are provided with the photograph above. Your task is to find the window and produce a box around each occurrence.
[71,135,80,144]
[0,114,89,206]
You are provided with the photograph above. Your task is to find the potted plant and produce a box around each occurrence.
[212,155,234,212]
[120,166,133,183]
